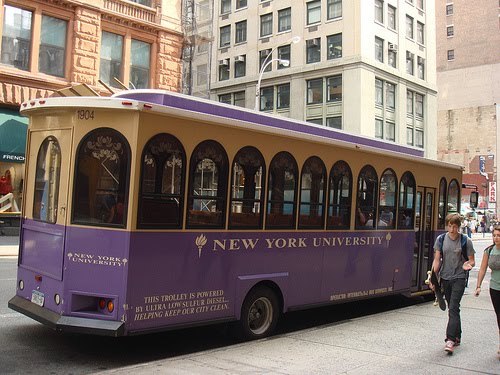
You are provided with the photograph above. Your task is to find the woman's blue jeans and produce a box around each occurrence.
[442,278,466,342]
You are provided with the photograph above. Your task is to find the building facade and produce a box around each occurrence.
[435,0,500,218]
[0,0,183,213]
[184,0,438,158]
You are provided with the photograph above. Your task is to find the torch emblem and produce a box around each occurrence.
[195,234,208,258]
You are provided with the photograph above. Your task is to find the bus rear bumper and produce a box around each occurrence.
[8,295,125,337]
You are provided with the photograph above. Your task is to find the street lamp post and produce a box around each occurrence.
[254,36,300,111]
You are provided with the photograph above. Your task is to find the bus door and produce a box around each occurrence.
[20,129,73,281]
[411,187,435,292]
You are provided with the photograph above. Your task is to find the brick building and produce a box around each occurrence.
[0,0,183,214]
[436,0,500,218]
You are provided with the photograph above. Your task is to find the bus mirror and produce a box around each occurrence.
[470,191,479,209]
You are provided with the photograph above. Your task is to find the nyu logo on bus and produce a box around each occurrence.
[194,233,392,258]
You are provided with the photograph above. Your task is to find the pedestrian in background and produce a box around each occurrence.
[475,224,500,359]
[431,213,475,354]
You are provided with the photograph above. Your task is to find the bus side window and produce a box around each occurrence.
[229,146,265,229]
[437,177,447,229]
[447,179,460,214]
[378,169,397,229]
[33,137,61,223]
[187,140,228,229]
[72,128,130,228]
[266,151,298,229]
[327,160,352,229]
[355,165,378,230]
[298,156,326,229]
[138,133,185,229]
[398,171,416,229]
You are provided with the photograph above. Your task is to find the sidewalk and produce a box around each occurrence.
[0,235,19,257]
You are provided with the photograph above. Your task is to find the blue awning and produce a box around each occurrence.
[0,108,28,163]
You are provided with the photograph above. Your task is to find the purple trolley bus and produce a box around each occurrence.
[9,90,464,338]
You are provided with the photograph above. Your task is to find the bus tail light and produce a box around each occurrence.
[99,298,106,310]
[107,300,114,313]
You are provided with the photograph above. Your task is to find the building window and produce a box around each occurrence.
[278,8,291,32]
[388,5,396,30]
[196,64,207,86]
[277,83,290,109]
[39,15,67,77]
[278,45,290,69]
[386,82,395,110]
[415,93,424,117]
[406,90,414,114]
[1,5,32,71]
[219,61,229,80]
[130,39,150,89]
[385,122,395,142]
[327,33,342,59]
[307,78,323,104]
[235,21,247,44]
[260,13,273,37]
[417,0,424,10]
[375,118,383,138]
[417,22,424,44]
[375,0,383,23]
[406,16,413,39]
[447,49,455,60]
[447,25,454,37]
[406,127,413,146]
[326,116,342,129]
[388,50,397,68]
[375,78,383,106]
[100,31,123,88]
[326,75,342,102]
[307,1,321,25]
[417,57,425,79]
[219,93,231,104]
[415,129,424,148]
[406,51,414,75]
[234,55,246,78]
[259,49,271,72]
[306,38,321,64]
[308,118,323,125]
[220,25,231,47]
[221,0,231,14]
[327,0,342,20]
[236,0,247,9]
[375,37,384,62]
[260,86,274,111]
[446,4,453,15]
[131,0,153,6]
[234,91,245,107]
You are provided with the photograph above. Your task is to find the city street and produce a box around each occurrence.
[0,236,498,374]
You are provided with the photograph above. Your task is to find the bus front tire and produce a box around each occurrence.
[238,287,279,340]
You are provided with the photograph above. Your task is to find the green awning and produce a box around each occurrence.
[0,108,28,163]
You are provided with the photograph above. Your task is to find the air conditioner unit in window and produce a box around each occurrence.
[234,55,245,63]
[388,43,398,51]
[218,59,229,66]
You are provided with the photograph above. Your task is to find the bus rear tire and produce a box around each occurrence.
[238,286,279,340]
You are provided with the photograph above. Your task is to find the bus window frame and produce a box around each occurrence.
[298,155,327,230]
